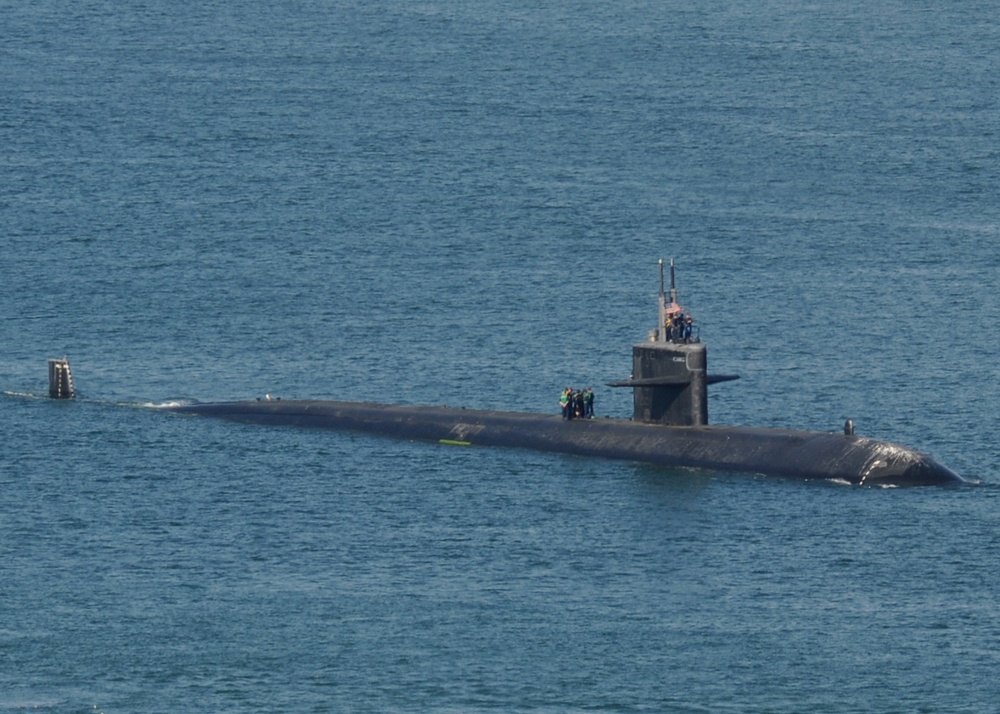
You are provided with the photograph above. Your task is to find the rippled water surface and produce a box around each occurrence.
[2,1,999,711]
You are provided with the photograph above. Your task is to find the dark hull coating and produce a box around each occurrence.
[170,399,963,487]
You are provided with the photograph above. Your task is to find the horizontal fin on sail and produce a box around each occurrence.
[607,374,739,388]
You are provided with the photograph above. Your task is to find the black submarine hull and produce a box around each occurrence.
[169,399,962,487]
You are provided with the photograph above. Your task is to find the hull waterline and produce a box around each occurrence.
[169,399,963,487]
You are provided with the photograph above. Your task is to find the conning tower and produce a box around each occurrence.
[609,260,737,426]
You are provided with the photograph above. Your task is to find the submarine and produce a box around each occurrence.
[169,260,962,487]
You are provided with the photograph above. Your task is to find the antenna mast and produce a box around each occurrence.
[669,258,678,307]
[657,259,666,342]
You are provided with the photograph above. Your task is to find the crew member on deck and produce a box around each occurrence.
[668,312,681,341]
[560,388,572,419]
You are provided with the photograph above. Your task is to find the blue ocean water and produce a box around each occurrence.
[2,1,999,711]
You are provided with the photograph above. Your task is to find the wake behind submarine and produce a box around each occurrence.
[169,260,962,487]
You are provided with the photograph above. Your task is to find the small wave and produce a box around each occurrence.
[2,390,45,400]
[139,399,195,409]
